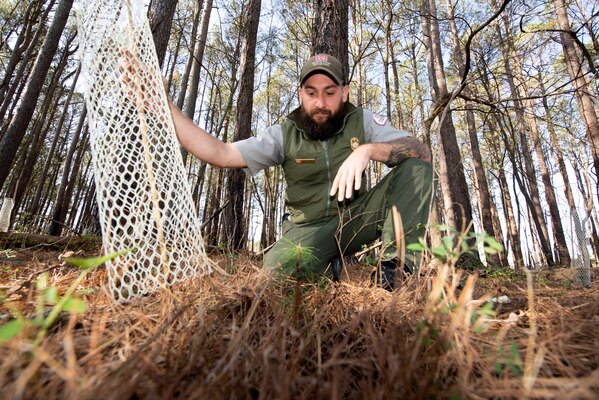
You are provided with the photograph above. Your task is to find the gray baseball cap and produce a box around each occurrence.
[300,54,345,86]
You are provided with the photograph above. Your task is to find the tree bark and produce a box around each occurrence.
[0,0,74,191]
[526,100,571,266]
[553,0,599,196]
[0,0,54,125]
[446,0,503,267]
[147,0,179,67]
[27,66,81,226]
[175,0,203,109]
[495,12,553,266]
[181,0,212,165]
[311,0,349,80]
[420,0,475,240]
[223,0,261,250]
[48,107,87,236]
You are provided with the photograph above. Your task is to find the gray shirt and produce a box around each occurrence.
[234,108,409,176]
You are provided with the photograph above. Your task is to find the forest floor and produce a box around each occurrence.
[0,241,598,399]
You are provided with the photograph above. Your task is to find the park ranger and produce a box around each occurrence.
[169,54,433,290]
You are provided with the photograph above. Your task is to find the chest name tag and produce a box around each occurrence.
[295,158,316,164]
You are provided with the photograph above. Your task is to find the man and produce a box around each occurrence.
[169,54,433,289]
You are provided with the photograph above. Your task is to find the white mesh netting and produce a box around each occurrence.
[570,206,592,286]
[76,0,210,301]
[0,198,14,232]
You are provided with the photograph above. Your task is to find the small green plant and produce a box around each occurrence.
[484,267,520,281]
[495,341,523,377]
[360,244,378,266]
[407,225,503,266]
[277,240,318,280]
[472,301,495,333]
[0,249,131,346]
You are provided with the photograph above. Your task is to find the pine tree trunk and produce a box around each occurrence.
[180,0,212,165]
[446,0,503,267]
[496,13,553,266]
[420,0,474,240]
[497,168,524,269]
[0,0,54,126]
[312,0,349,78]
[175,1,202,109]
[224,0,261,250]
[48,107,87,236]
[553,0,599,196]
[12,34,76,226]
[147,0,179,67]
[526,101,571,266]
[0,0,74,190]
[27,66,81,226]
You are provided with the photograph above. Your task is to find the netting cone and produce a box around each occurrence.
[75,0,210,301]
[0,198,14,232]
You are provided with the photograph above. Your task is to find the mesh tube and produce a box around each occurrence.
[0,198,14,232]
[75,0,210,301]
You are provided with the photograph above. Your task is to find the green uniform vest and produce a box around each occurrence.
[282,103,366,224]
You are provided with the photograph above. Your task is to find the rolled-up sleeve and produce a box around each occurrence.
[363,109,410,143]
[233,124,285,176]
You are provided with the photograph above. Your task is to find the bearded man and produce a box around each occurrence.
[168,54,433,290]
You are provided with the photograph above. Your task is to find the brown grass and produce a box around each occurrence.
[1,249,598,399]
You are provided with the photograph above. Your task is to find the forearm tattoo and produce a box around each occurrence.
[385,137,429,167]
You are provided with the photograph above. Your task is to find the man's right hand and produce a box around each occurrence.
[118,49,166,118]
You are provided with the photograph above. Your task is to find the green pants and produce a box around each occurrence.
[263,158,434,278]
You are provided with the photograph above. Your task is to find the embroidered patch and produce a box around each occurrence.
[372,113,387,126]
[350,137,360,150]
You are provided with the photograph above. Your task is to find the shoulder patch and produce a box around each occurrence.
[372,113,387,126]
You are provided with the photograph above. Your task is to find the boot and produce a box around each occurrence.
[372,260,396,291]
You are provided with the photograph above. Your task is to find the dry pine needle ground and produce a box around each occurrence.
[0,248,598,399]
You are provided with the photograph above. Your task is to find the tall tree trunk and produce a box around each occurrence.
[526,100,571,266]
[67,159,91,229]
[147,0,179,67]
[0,0,46,101]
[446,0,503,267]
[497,167,524,269]
[0,0,74,190]
[496,12,553,266]
[311,0,349,79]
[223,0,261,250]
[55,131,89,234]
[48,107,87,236]
[181,0,212,165]
[0,0,55,126]
[27,66,81,226]
[553,0,599,196]
[420,0,475,242]
[12,33,76,226]
[175,0,202,109]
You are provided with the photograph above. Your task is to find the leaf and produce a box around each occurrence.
[0,319,25,341]
[75,288,96,296]
[432,245,448,259]
[484,236,504,252]
[494,362,504,376]
[407,243,426,252]
[63,298,87,314]
[36,273,48,291]
[44,286,59,304]
[65,248,134,270]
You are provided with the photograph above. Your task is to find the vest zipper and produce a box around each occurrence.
[322,141,332,217]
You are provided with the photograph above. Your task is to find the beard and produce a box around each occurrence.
[297,102,348,141]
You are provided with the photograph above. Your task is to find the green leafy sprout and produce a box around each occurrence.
[0,248,133,346]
